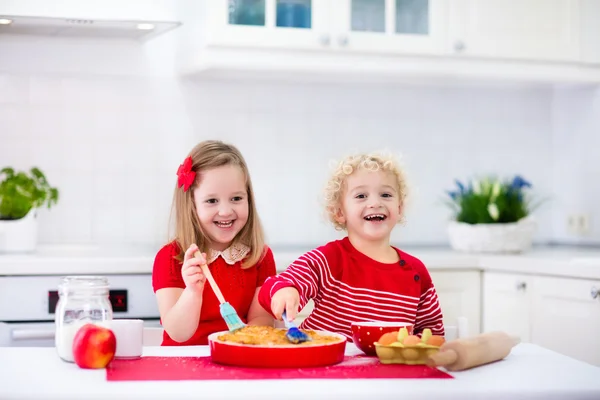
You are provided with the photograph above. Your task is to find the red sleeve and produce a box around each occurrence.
[408,256,445,337]
[152,242,185,292]
[255,246,276,287]
[258,243,331,317]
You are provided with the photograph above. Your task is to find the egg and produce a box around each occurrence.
[426,335,446,347]
[402,335,421,346]
[377,331,399,346]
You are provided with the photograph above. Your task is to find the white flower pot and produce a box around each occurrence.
[447,217,537,254]
[0,211,38,253]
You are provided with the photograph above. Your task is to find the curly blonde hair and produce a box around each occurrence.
[324,151,409,230]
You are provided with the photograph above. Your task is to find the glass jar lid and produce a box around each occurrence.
[58,276,109,296]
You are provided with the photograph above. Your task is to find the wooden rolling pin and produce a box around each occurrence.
[427,331,520,371]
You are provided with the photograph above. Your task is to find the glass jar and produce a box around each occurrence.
[54,276,113,362]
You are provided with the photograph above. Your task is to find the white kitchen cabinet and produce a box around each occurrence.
[199,0,580,61]
[531,276,600,366]
[483,272,600,366]
[201,0,447,55]
[430,270,481,337]
[580,0,600,64]
[203,0,333,51]
[448,0,581,62]
[177,0,600,83]
[331,0,448,56]
[483,272,532,342]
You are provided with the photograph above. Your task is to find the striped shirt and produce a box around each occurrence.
[258,237,444,342]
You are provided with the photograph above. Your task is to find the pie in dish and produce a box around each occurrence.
[216,325,343,346]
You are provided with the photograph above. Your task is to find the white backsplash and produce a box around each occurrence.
[0,36,597,248]
[551,86,600,245]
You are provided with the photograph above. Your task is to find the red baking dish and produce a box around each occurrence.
[208,330,347,368]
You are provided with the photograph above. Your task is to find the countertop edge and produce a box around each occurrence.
[0,247,599,280]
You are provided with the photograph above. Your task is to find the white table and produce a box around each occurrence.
[1,344,599,400]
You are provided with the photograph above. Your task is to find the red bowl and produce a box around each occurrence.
[351,321,414,356]
[208,330,347,368]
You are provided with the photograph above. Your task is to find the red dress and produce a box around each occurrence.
[152,242,276,346]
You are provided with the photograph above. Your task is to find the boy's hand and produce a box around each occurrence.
[181,244,207,294]
[271,287,300,321]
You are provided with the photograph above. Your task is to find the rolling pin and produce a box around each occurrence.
[427,331,520,371]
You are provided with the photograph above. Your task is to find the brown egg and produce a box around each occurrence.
[403,335,421,346]
[377,331,399,346]
[426,335,446,347]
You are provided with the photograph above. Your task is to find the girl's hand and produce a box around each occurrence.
[271,287,300,321]
[181,244,207,294]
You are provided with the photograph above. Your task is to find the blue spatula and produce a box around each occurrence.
[196,251,245,332]
[282,311,310,344]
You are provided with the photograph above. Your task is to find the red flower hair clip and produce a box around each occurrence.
[177,156,196,192]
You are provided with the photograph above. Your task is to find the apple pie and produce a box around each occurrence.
[216,325,343,346]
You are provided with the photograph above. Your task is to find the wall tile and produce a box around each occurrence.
[0,71,594,247]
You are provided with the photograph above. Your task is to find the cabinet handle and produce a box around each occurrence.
[592,287,599,299]
[516,282,527,291]
[319,34,330,46]
[454,40,465,53]
[338,35,348,47]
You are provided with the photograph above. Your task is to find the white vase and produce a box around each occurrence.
[447,217,537,254]
[0,210,38,253]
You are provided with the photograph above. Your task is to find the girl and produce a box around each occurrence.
[152,140,275,345]
[258,151,444,341]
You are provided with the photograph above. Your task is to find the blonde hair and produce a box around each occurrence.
[324,151,409,230]
[169,140,265,269]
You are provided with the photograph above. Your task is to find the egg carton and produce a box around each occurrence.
[374,342,441,365]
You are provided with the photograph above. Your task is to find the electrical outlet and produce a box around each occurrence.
[567,213,591,235]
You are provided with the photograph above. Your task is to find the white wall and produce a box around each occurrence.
[551,86,600,245]
[181,78,555,248]
[0,34,588,249]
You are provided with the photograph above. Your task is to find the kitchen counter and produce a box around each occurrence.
[0,244,157,276]
[1,244,600,280]
[1,343,599,400]
[274,245,600,280]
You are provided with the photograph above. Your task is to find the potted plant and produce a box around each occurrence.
[444,175,541,253]
[0,167,59,252]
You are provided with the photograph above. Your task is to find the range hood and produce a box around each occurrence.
[0,14,181,41]
[0,0,181,41]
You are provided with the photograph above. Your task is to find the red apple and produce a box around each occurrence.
[72,323,117,369]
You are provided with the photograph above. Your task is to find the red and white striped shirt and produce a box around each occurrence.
[259,237,444,342]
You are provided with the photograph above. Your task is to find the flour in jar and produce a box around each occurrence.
[56,320,111,362]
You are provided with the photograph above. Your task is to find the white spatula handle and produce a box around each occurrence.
[195,250,226,304]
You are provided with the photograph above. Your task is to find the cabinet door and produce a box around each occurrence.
[332,0,448,55]
[449,0,580,62]
[430,270,481,336]
[580,0,600,64]
[483,272,532,342]
[531,276,600,366]
[205,0,332,50]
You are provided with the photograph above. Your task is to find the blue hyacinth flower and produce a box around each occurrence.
[447,190,459,200]
[455,179,465,194]
[511,175,532,190]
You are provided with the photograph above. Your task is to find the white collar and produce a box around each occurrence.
[206,243,250,265]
